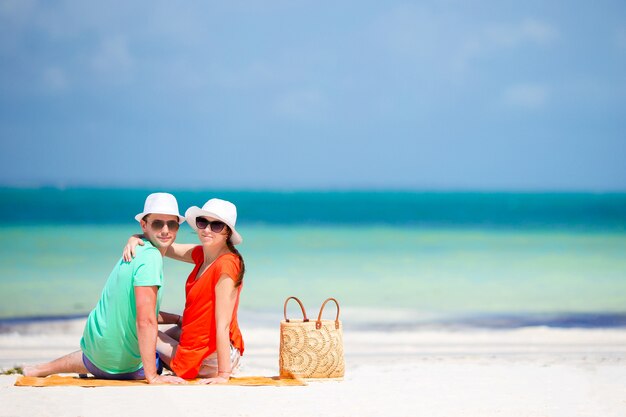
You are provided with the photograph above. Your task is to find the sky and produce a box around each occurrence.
[0,0,625,191]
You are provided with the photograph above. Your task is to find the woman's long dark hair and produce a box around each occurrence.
[226,228,245,287]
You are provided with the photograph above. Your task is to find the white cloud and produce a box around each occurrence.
[90,36,133,80]
[42,66,69,92]
[519,19,559,45]
[503,83,549,109]
[213,61,287,90]
[486,19,559,48]
[455,18,559,71]
[373,4,438,58]
[273,88,326,120]
[372,5,559,76]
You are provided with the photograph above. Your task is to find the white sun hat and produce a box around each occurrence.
[134,192,185,223]
[185,198,243,245]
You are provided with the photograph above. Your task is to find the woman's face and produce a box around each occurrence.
[195,216,230,248]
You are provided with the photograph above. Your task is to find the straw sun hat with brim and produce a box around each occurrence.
[185,198,243,245]
[134,192,186,223]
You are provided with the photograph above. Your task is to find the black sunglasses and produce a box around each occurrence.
[196,217,227,233]
[149,219,180,231]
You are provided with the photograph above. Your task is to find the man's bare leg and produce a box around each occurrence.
[22,350,88,377]
[156,331,179,369]
[163,324,181,341]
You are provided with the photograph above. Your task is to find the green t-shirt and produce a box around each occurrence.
[80,240,163,374]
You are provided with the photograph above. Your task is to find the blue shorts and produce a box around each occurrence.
[82,353,163,380]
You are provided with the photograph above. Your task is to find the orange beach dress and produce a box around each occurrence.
[170,246,244,379]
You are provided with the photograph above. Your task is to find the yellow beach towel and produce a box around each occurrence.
[15,374,306,387]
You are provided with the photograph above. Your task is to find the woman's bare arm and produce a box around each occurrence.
[164,243,197,263]
[123,235,196,264]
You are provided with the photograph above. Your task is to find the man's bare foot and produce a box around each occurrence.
[22,365,43,377]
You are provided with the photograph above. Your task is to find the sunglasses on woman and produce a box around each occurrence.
[196,217,227,233]
[149,219,180,232]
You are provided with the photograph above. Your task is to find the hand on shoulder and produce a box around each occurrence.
[123,235,145,262]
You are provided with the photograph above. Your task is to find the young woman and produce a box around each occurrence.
[124,198,245,384]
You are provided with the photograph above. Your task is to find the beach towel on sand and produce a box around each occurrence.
[15,375,306,387]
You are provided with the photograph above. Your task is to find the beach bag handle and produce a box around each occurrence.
[284,296,309,322]
[316,298,341,330]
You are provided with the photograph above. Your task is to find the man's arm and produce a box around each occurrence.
[134,286,186,384]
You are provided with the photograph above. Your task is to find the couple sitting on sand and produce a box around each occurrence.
[24,193,245,385]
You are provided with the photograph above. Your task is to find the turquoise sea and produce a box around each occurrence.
[1,188,625,328]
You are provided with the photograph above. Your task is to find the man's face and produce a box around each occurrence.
[140,214,180,250]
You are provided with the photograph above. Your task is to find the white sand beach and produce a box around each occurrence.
[1,317,625,417]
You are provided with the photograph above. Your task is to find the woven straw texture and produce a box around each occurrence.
[279,318,344,379]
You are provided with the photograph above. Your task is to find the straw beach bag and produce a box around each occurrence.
[279,296,344,379]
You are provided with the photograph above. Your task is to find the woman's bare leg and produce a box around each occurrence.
[22,350,88,377]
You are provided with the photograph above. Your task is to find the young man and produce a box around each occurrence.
[24,193,187,384]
